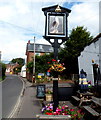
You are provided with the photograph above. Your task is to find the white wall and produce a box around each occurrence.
[99,37,101,73]
[78,40,99,85]
[99,2,101,73]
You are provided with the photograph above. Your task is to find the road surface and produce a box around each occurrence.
[2,74,23,118]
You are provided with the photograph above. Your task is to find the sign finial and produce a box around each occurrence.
[55,5,61,12]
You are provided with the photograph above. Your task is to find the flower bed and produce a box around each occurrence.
[41,103,85,120]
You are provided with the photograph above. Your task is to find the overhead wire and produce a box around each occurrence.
[0,1,99,38]
[30,0,45,39]
[0,20,33,32]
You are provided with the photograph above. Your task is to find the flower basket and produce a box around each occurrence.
[47,59,66,78]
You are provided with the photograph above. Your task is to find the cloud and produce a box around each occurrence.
[0,0,100,62]
[2,40,26,61]
[68,2,99,36]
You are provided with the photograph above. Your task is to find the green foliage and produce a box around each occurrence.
[13,66,22,74]
[59,26,93,76]
[10,58,25,73]
[0,62,6,80]
[27,54,54,75]
[64,26,93,58]
[27,26,93,79]
[10,58,24,66]
[27,61,33,73]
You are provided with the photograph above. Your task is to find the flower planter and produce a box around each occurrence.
[41,103,85,120]
[36,114,71,119]
[46,94,53,101]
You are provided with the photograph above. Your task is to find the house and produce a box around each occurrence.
[26,40,53,64]
[6,62,19,74]
[26,40,54,81]
[78,33,101,85]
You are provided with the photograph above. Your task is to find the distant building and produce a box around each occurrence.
[26,40,54,81]
[6,62,19,74]
[78,33,101,85]
[26,40,53,64]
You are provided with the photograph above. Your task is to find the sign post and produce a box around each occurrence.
[42,5,71,111]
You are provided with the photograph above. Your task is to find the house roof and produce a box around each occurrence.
[93,33,101,41]
[79,33,101,56]
[26,43,54,53]
[88,33,101,45]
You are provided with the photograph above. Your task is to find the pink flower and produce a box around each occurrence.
[56,111,58,114]
[74,114,77,116]
[58,112,61,115]
[64,105,69,108]
[77,109,81,113]
[62,113,65,115]
[58,109,61,111]
[62,106,65,109]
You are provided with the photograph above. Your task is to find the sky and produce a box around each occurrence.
[0,0,100,63]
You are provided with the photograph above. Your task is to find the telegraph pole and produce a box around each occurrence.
[32,36,36,83]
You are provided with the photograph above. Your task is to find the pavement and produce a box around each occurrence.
[13,77,42,118]
[13,77,74,119]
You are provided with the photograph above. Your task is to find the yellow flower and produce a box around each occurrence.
[49,60,66,72]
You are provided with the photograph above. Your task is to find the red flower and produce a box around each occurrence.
[47,70,50,72]
[48,113,53,115]
[70,109,75,111]
[45,112,53,115]
[45,112,49,115]
[52,59,56,62]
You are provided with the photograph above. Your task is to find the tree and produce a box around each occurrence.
[10,58,25,74]
[65,26,93,58]
[59,26,93,77]
[0,62,6,80]
[27,53,54,75]
[10,58,24,66]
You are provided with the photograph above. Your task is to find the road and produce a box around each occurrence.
[2,74,23,118]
